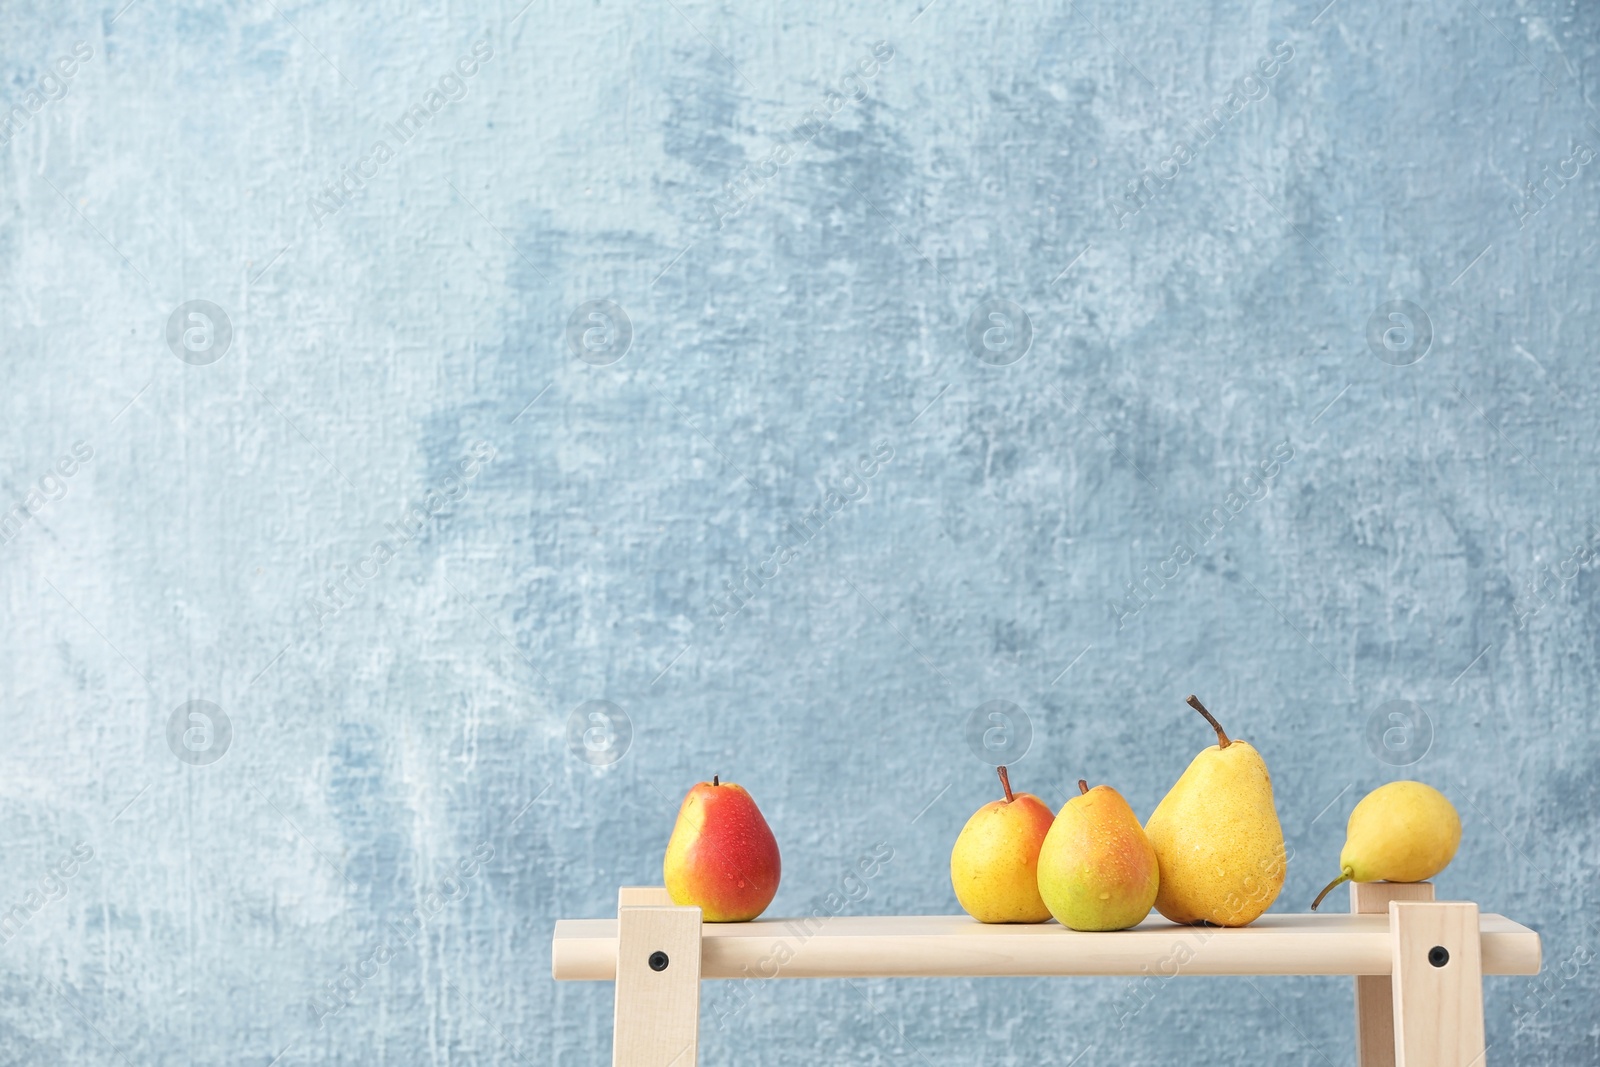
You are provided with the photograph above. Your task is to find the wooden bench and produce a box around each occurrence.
[552,883,1540,1066]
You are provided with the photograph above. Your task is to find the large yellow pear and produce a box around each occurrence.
[950,767,1055,923]
[1144,696,1286,926]
[1310,781,1461,909]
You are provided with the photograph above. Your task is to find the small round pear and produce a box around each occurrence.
[950,767,1055,923]
[1311,781,1461,909]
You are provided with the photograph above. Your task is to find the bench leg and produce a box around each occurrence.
[1352,881,1436,1066]
[613,887,702,1067]
[1389,900,1487,1067]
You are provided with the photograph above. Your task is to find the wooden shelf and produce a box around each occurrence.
[554,909,1540,981]
[554,886,1542,1067]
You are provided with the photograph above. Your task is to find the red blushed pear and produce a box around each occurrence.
[663,776,781,922]
[1036,779,1159,931]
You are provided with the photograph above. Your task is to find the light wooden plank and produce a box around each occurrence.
[1390,902,1487,1067]
[1353,882,1437,1067]
[552,911,1540,982]
[613,903,701,1067]
[619,886,675,907]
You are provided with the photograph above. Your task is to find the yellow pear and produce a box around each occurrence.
[1310,781,1461,909]
[950,767,1055,923]
[1145,696,1287,926]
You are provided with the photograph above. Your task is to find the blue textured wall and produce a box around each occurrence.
[2,0,1596,1063]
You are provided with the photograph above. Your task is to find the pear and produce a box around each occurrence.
[1145,695,1287,927]
[1037,779,1159,931]
[1310,781,1461,909]
[950,767,1055,923]
[663,776,781,921]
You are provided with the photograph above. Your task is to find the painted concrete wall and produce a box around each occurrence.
[1,0,1595,1063]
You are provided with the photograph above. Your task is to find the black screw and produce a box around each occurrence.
[1428,946,1450,968]
[648,951,669,972]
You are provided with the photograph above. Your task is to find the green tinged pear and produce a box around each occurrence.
[1036,780,1159,931]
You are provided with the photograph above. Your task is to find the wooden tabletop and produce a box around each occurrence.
[552,911,1541,981]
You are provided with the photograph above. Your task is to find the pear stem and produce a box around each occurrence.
[996,766,1014,803]
[713,775,719,787]
[1186,694,1231,749]
[1310,867,1354,911]
[1077,779,1089,795]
